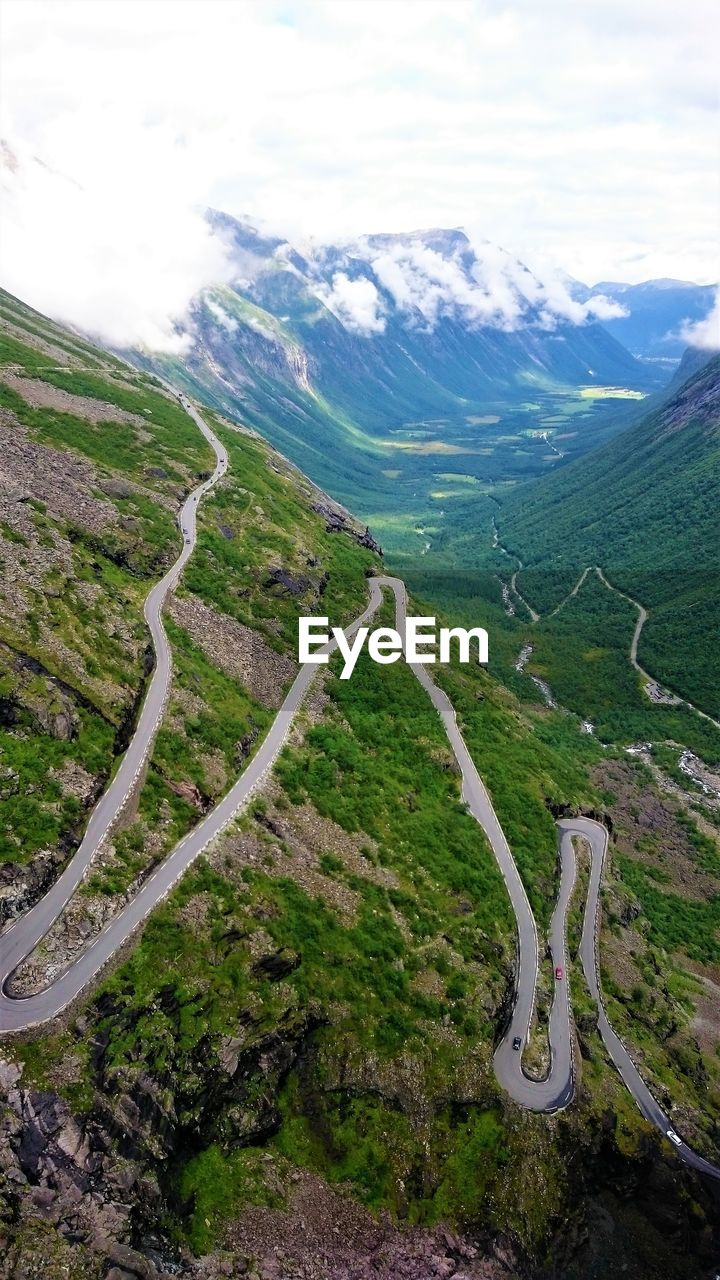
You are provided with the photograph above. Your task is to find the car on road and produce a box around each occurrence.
[666,1129,682,1146]
[555,965,564,980]
[512,1036,522,1051]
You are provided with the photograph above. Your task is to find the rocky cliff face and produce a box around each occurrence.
[3,1017,718,1280]
[0,1045,521,1280]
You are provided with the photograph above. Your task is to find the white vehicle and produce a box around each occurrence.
[666,1128,682,1147]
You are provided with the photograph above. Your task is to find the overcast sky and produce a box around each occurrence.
[1,0,718,346]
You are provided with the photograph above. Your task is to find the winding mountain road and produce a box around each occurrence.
[0,397,381,1030]
[594,567,720,731]
[380,576,572,1112]
[511,556,720,732]
[0,394,228,1025]
[567,817,720,1180]
[1,397,717,1180]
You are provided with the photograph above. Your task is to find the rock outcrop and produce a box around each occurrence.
[311,503,382,555]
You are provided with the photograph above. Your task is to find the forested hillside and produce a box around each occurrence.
[498,357,720,716]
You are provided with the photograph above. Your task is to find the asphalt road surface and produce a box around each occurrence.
[0,400,716,1180]
[566,816,720,1180]
[381,576,574,1112]
[0,393,228,1024]
[0,424,381,1030]
[373,579,717,1174]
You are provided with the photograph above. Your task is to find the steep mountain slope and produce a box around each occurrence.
[199,215,656,422]
[3,290,720,1280]
[498,356,720,716]
[132,217,663,554]
[570,278,717,360]
[0,284,379,899]
[666,343,717,390]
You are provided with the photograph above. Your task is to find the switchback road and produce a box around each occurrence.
[0,394,228,1022]
[1,399,717,1180]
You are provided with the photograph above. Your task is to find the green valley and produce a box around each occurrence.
[0,288,718,1280]
[132,221,663,562]
[2,3,719,1276]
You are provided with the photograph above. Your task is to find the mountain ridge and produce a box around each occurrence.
[129,212,665,553]
[570,277,717,358]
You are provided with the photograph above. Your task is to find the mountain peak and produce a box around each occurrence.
[592,277,711,293]
[362,227,471,255]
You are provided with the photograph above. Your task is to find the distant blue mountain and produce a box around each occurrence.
[569,277,717,360]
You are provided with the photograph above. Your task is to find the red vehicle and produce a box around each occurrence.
[555,965,564,980]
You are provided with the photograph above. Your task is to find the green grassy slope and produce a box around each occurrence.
[0,287,376,876]
[0,294,211,871]
[497,356,720,716]
[2,288,719,1279]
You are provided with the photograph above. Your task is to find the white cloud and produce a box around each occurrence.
[679,289,720,351]
[316,273,386,334]
[370,240,522,330]
[0,0,717,347]
[204,296,238,334]
[0,135,232,351]
[503,263,629,328]
[353,235,630,336]
[583,295,628,321]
